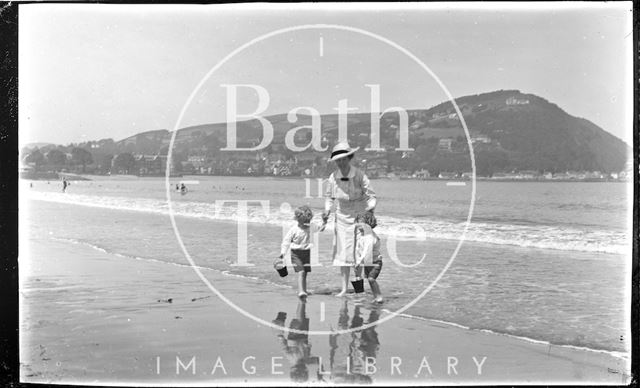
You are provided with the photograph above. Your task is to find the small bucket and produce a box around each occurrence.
[351,278,365,293]
[274,259,288,277]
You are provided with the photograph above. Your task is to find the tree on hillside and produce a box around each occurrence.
[112,153,136,174]
[475,149,509,177]
[99,154,114,174]
[204,134,222,156]
[24,148,45,171]
[95,138,117,154]
[170,150,187,174]
[71,147,93,173]
[45,149,67,171]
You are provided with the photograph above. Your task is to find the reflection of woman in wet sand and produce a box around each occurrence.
[323,142,377,297]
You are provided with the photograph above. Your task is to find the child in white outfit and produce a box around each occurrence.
[280,205,316,298]
[354,212,383,303]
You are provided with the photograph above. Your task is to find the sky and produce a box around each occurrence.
[19,2,633,147]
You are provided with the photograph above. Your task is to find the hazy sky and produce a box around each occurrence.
[19,2,633,147]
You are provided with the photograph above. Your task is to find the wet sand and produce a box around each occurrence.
[20,237,630,385]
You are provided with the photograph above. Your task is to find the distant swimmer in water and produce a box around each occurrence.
[62,178,68,193]
[180,183,187,195]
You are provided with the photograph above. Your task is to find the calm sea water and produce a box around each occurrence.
[24,176,631,355]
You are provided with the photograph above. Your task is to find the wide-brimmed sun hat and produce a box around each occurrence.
[329,142,359,161]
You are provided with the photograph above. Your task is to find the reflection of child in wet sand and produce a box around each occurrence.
[273,300,312,383]
[329,300,353,378]
[359,310,381,361]
[328,300,373,384]
[279,205,316,298]
[354,212,384,303]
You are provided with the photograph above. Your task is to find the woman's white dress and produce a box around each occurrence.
[324,166,376,266]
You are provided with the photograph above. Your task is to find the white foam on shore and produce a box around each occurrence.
[385,309,630,361]
[31,192,628,255]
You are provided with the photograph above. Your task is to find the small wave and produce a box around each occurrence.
[33,192,628,255]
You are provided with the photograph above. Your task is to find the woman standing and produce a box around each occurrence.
[322,142,377,297]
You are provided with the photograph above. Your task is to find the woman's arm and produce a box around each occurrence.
[361,172,377,211]
[323,174,336,220]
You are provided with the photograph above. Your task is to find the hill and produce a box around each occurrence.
[25,90,631,176]
[21,142,56,152]
[422,90,630,173]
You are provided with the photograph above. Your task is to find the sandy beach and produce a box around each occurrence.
[16,2,635,384]
[20,199,630,385]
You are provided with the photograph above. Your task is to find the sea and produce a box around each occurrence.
[22,176,632,357]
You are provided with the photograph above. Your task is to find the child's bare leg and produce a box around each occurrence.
[369,278,383,302]
[336,266,350,297]
[298,271,308,296]
[297,298,307,318]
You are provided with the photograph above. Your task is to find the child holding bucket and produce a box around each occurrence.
[353,212,383,303]
[278,205,316,299]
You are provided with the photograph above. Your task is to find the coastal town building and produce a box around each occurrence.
[431,112,448,120]
[491,172,521,179]
[409,120,425,130]
[414,169,431,179]
[187,155,206,169]
[519,170,539,179]
[506,96,530,105]
[132,154,167,176]
[438,138,453,152]
[460,172,473,179]
[471,135,492,144]
[438,171,457,179]
[618,159,633,180]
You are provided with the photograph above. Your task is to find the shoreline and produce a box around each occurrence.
[20,174,630,184]
[46,233,630,360]
[20,236,630,385]
[20,195,629,357]
[24,190,628,256]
